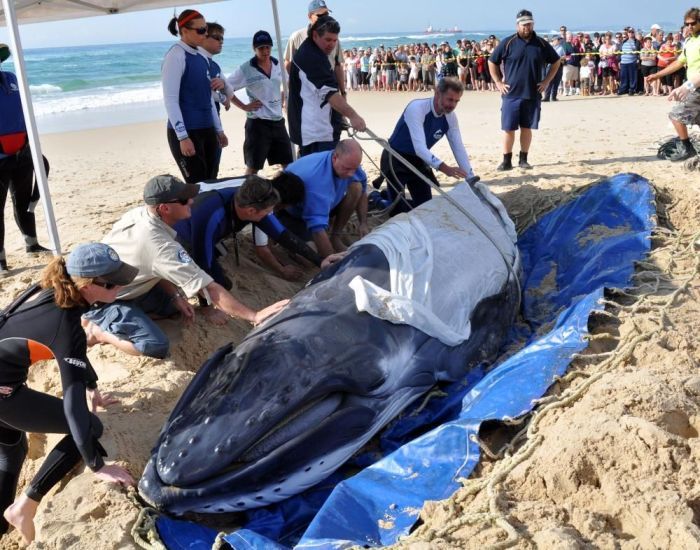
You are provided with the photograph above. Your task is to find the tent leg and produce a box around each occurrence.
[270,0,297,162]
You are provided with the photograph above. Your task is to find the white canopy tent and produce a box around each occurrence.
[0,0,286,254]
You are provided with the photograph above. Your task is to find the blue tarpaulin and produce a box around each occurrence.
[155,173,655,549]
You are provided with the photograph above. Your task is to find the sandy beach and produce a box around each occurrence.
[1,89,699,549]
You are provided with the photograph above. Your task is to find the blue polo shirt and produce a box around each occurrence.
[489,32,560,100]
[284,151,367,233]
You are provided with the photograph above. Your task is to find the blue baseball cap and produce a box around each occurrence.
[66,243,138,286]
[308,0,331,14]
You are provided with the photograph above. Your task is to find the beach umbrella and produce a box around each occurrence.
[0,0,286,255]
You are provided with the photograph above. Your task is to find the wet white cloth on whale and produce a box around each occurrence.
[349,182,518,346]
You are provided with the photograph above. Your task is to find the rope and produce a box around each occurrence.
[399,222,699,547]
[131,506,168,550]
[348,126,522,311]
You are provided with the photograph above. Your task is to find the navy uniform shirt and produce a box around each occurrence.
[288,38,339,146]
[489,32,559,100]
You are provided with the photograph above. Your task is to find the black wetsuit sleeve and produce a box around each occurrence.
[257,214,322,267]
[52,311,105,471]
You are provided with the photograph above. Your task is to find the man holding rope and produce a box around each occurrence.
[376,77,478,216]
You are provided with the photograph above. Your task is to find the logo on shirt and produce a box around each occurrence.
[178,249,193,264]
[433,129,444,140]
[10,83,19,93]
[64,357,87,369]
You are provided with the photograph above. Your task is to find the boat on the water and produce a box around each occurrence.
[424,24,462,34]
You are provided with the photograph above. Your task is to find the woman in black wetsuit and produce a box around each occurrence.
[0,242,138,544]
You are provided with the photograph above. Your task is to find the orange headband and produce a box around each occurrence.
[178,11,202,29]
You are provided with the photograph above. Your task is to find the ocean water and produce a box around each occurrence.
[1,29,613,133]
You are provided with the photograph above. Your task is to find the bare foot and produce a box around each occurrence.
[3,501,37,544]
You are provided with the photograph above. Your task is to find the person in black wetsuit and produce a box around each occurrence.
[0,242,138,544]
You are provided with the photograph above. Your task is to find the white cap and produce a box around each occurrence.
[651,24,661,30]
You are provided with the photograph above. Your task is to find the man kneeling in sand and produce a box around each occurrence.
[277,139,368,259]
[83,175,288,358]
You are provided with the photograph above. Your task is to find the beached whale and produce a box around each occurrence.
[139,182,521,515]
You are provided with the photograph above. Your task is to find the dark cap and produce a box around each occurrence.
[516,9,534,24]
[66,242,138,286]
[253,30,273,48]
[0,43,10,63]
[143,174,199,205]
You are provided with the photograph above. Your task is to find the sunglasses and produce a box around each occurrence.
[165,198,190,206]
[208,34,224,42]
[93,279,117,290]
[187,26,208,35]
[684,20,698,26]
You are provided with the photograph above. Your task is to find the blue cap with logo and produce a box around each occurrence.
[66,242,138,286]
[253,30,273,48]
[308,0,331,14]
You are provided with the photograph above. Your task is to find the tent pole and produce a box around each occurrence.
[1,0,62,255]
[270,0,296,161]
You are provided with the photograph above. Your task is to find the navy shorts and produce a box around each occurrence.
[501,97,541,131]
[243,118,294,170]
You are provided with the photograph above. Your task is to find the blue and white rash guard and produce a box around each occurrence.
[387,97,474,177]
[162,41,222,140]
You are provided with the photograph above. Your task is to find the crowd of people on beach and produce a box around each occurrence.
[340,24,693,98]
[0,0,698,544]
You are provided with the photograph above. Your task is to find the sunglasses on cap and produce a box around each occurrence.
[187,26,208,35]
[93,279,118,290]
[208,34,224,42]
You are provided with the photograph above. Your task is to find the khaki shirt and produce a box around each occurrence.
[103,207,214,301]
[284,26,343,71]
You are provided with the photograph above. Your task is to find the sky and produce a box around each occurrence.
[0,0,693,49]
